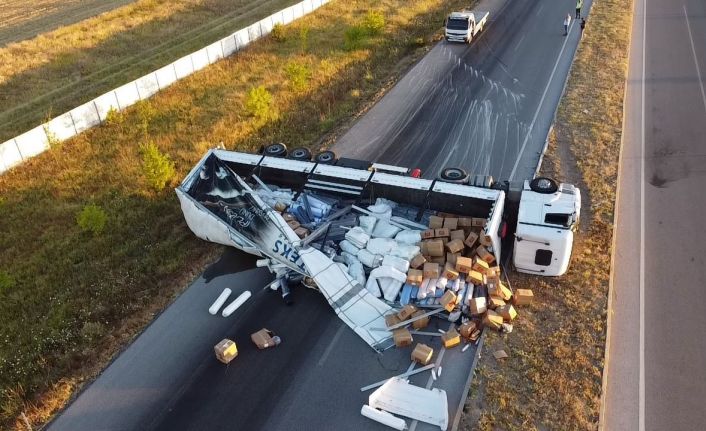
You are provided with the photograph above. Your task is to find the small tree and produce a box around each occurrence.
[271,23,287,42]
[362,10,385,35]
[77,203,108,235]
[245,86,277,122]
[299,26,310,52]
[284,61,312,92]
[140,141,175,191]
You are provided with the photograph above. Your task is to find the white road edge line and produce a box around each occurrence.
[514,33,526,51]
[508,21,574,181]
[639,0,646,430]
[683,5,706,112]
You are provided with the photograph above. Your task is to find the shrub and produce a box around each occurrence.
[363,10,385,35]
[0,271,15,292]
[284,61,312,92]
[43,125,61,148]
[135,100,158,135]
[271,23,286,42]
[140,141,175,191]
[344,25,367,51]
[104,107,125,127]
[76,204,108,235]
[245,86,277,122]
[299,26,310,52]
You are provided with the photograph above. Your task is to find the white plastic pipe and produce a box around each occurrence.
[222,290,252,317]
[360,405,406,430]
[209,288,232,315]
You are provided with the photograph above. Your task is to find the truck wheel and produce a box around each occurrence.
[264,143,287,158]
[529,177,559,194]
[314,150,337,164]
[439,167,470,184]
[288,147,312,161]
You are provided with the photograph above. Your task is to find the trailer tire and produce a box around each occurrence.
[314,150,337,164]
[439,167,470,184]
[264,143,287,158]
[529,177,559,194]
[288,147,312,161]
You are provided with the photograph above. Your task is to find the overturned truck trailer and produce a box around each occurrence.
[176,148,580,348]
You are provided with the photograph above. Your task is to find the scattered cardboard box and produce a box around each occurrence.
[424,239,445,257]
[421,229,435,239]
[410,254,427,269]
[513,288,534,306]
[458,217,473,227]
[467,270,484,285]
[464,231,479,249]
[476,245,496,264]
[434,228,450,238]
[443,262,460,280]
[472,217,486,227]
[488,296,506,309]
[493,350,509,360]
[498,282,513,301]
[459,321,477,338]
[443,218,458,230]
[429,256,446,266]
[411,343,434,365]
[496,304,517,321]
[472,257,490,274]
[446,252,459,266]
[428,215,444,229]
[251,328,278,349]
[287,220,301,230]
[393,328,413,347]
[397,304,418,321]
[439,290,458,312]
[445,238,464,253]
[385,314,402,328]
[214,339,238,364]
[455,256,473,273]
[483,310,503,330]
[450,229,466,241]
[406,269,423,286]
[441,328,461,349]
[479,231,493,247]
[423,262,440,279]
[294,227,309,238]
[274,202,287,212]
[282,213,297,222]
[470,297,487,315]
[411,310,430,329]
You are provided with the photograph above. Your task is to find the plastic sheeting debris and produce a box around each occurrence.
[369,378,448,430]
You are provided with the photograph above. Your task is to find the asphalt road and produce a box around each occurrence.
[601,0,706,429]
[333,0,588,182]
[48,0,590,429]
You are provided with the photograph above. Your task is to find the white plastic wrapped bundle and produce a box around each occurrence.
[340,240,361,255]
[451,278,461,292]
[367,238,398,255]
[365,266,407,299]
[372,220,402,238]
[436,277,448,290]
[358,248,383,268]
[382,255,410,273]
[425,278,438,298]
[346,226,370,248]
[391,245,420,261]
[417,279,431,299]
[375,197,398,210]
[359,216,378,234]
[348,260,366,287]
[395,230,422,245]
[367,203,393,219]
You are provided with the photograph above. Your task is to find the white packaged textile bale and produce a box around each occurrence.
[372,220,402,238]
[348,260,366,287]
[367,203,393,219]
[391,245,420,261]
[365,266,406,298]
[382,255,410,273]
[395,230,422,245]
[340,239,361,255]
[417,279,431,299]
[359,216,378,234]
[357,248,382,268]
[367,238,397,255]
[346,226,370,248]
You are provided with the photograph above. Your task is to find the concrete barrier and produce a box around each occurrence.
[0,0,330,175]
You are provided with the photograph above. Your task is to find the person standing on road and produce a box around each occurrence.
[564,13,571,35]
[576,0,583,18]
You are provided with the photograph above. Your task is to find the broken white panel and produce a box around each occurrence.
[45,112,76,141]
[369,378,449,430]
[176,189,244,248]
[14,125,49,159]
[298,247,392,348]
[69,101,101,133]
[93,91,120,122]
[135,73,160,100]
[221,35,238,57]
[173,55,194,80]
[360,405,406,430]
[191,48,210,72]
[114,81,141,110]
[0,139,23,172]
[206,40,225,63]
[247,23,262,42]
[154,63,178,90]
[234,28,250,49]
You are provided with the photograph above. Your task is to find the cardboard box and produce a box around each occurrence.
[440,290,458,312]
[459,321,477,338]
[397,304,418,321]
[485,273,501,287]
[411,343,434,365]
[487,282,501,297]
[214,339,238,364]
[429,256,446,266]
[434,228,450,238]
[445,238,464,253]
[421,229,435,239]
[470,296,487,315]
[411,310,430,329]
[479,231,493,247]
[464,231,479,249]
[458,217,473,227]
[385,314,402,328]
[455,256,473,273]
[441,328,461,349]
[450,229,466,241]
[469,329,482,341]
[274,202,287,212]
[498,282,513,301]
[496,304,517,321]
[472,257,490,274]
[251,329,277,349]
[294,227,309,238]
[282,213,296,222]
[472,217,487,227]
[488,296,506,309]
[425,239,445,257]
[428,215,444,229]
[443,262,460,280]
[423,262,440,279]
[483,310,503,330]
[393,328,413,347]
[443,217,458,230]
[466,270,484,285]
[406,269,423,286]
[476,245,496,264]
[446,252,459,266]
[287,220,301,230]
[513,288,535,306]
[410,254,427,269]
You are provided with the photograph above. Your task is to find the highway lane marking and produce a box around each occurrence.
[683,5,706,113]
[639,0,647,429]
[316,323,346,367]
[508,20,575,181]
[514,33,526,51]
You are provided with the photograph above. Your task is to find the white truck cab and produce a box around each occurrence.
[513,179,581,276]
[445,10,489,43]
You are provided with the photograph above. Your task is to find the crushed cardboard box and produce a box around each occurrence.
[251,328,279,349]
[214,339,238,364]
[411,343,434,365]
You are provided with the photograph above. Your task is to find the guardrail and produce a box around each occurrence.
[0,0,330,174]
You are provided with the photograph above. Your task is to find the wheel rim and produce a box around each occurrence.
[267,144,284,154]
[318,152,333,162]
[536,178,552,190]
[292,149,307,158]
[446,170,462,179]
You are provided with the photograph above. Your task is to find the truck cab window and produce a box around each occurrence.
[544,213,571,227]
[535,249,553,266]
[447,18,469,30]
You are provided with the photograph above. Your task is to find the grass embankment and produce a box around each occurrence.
[461,0,633,429]
[0,0,471,428]
[0,0,305,143]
